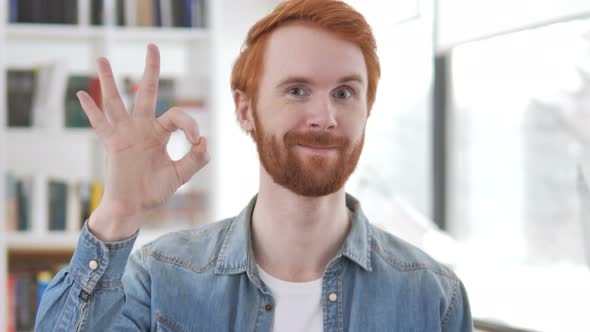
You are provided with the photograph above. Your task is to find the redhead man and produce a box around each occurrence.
[36,0,473,331]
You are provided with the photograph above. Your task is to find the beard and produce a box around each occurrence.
[251,111,365,197]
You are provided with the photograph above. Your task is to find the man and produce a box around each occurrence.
[36,0,473,331]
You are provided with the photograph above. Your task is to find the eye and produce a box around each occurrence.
[333,87,353,99]
[287,87,306,96]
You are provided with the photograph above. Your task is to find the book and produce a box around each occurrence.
[66,0,79,24]
[66,181,83,232]
[5,173,19,232]
[145,190,209,228]
[7,267,69,330]
[31,61,68,129]
[183,0,192,27]
[36,271,53,309]
[160,0,173,27]
[171,0,183,27]
[7,69,37,127]
[89,77,103,111]
[91,0,104,25]
[123,76,176,116]
[15,273,36,331]
[16,0,32,22]
[15,0,78,24]
[64,75,93,128]
[15,176,33,231]
[125,0,137,26]
[79,181,92,225]
[137,0,155,26]
[115,0,125,26]
[154,0,162,26]
[48,180,68,231]
[89,181,104,214]
[9,0,18,23]
[46,0,58,24]
[157,78,176,116]
[6,274,16,332]
[191,0,205,28]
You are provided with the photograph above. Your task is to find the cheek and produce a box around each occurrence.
[339,111,367,137]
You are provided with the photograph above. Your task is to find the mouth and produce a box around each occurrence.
[296,144,339,155]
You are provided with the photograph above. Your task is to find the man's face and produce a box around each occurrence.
[252,22,368,197]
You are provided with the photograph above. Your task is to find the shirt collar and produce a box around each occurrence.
[214,193,373,277]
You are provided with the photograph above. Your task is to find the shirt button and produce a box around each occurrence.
[329,293,337,302]
[88,260,99,270]
[265,304,272,311]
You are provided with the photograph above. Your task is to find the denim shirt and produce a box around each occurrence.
[35,194,473,331]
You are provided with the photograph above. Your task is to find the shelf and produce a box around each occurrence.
[107,27,209,42]
[7,23,103,40]
[7,232,79,252]
[6,24,209,42]
[6,229,183,253]
[6,127,96,137]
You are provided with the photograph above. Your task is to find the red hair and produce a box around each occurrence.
[230,0,381,115]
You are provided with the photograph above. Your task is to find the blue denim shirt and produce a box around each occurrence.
[35,194,473,331]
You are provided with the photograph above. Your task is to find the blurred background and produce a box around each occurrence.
[0,0,589,331]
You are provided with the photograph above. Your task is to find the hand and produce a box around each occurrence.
[79,44,209,242]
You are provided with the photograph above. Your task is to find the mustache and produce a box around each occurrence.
[284,131,349,149]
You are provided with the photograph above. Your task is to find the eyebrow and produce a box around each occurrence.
[275,74,364,88]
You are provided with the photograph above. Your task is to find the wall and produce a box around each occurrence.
[210,0,278,220]
[210,0,436,226]
[437,0,590,50]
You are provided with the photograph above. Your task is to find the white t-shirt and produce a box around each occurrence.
[257,265,323,332]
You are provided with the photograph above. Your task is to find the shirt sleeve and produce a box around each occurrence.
[441,278,474,332]
[34,221,141,331]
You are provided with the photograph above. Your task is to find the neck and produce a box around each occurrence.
[251,167,351,282]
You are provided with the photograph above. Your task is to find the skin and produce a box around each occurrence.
[82,22,369,284]
[234,22,369,281]
[83,45,209,242]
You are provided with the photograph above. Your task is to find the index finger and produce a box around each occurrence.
[96,57,128,123]
[133,43,161,118]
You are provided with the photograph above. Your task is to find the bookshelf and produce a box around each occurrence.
[1,0,286,329]
[0,0,7,330]
[1,0,284,329]
[0,0,281,330]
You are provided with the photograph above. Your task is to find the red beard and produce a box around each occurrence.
[252,112,364,197]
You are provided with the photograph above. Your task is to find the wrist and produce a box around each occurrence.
[88,205,142,242]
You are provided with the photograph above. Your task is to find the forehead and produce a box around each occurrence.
[262,22,367,85]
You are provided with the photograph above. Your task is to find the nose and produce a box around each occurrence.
[306,95,337,130]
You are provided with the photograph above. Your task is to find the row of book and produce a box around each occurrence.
[10,0,80,25]
[144,189,210,229]
[9,0,207,28]
[6,65,180,128]
[5,173,104,232]
[115,0,207,28]
[6,267,65,332]
[6,172,211,233]
[4,190,208,331]
[6,66,99,128]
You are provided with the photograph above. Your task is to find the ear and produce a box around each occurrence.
[233,89,255,132]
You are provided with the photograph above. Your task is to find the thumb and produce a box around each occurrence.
[175,137,210,184]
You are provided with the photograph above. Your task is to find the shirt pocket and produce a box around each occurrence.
[155,312,190,332]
